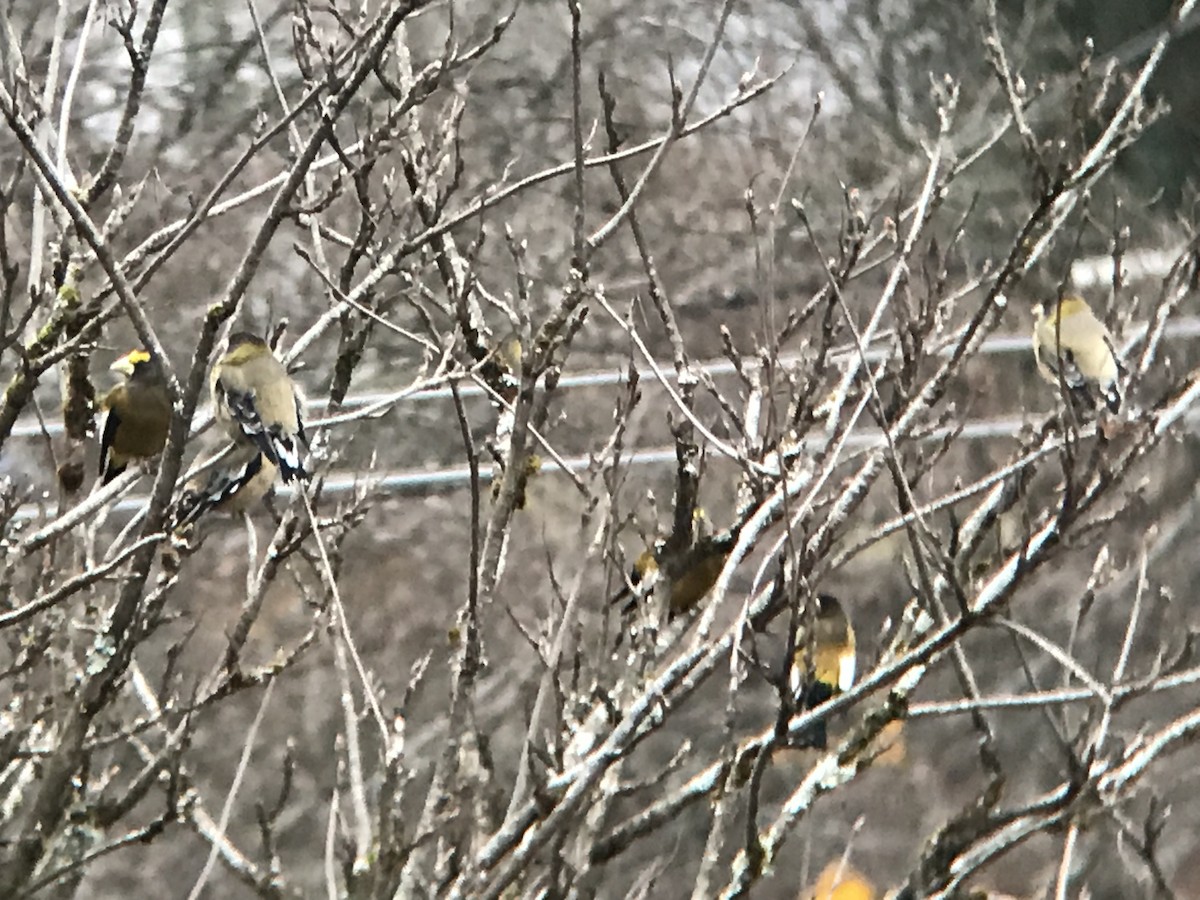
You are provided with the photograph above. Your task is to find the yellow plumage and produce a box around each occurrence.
[616,509,733,618]
[98,349,171,484]
[806,861,876,900]
[791,594,856,693]
[628,541,730,616]
[790,594,857,749]
[174,447,279,530]
[210,333,308,482]
[1032,296,1121,413]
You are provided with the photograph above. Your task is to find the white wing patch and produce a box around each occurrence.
[838,655,857,692]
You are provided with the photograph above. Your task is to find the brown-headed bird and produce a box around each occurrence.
[1032,296,1122,413]
[210,333,308,482]
[98,348,172,484]
[790,593,857,750]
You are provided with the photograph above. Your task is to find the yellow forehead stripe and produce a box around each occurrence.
[126,349,152,365]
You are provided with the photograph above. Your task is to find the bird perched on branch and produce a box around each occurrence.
[98,348,172,484]
[789,593,857,750]
[1032,296,1122,413]
[210,333,308,482]
[173,448,278,530]
[612,509,734,619]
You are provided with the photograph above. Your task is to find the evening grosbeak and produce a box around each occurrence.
[210,333,308,482]
[1032,296,1122,413]
[790,593,857,750]
[173,447,279,529]
[98,348,171,484]
[612,510,734,618]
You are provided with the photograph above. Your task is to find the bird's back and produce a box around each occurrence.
[216,353,299,432]
[1035,306,1118,385]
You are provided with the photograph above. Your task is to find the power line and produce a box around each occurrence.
[1071,248,1189,288]
[11,315,1200,441]
[0,411,1087,522]
[8,307,1195,524]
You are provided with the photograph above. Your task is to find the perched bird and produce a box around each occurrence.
[98,348,172,484]
[790,593,857,750]
[612,511,734,618]
[173,448,278,530]
[210,333,308,482]
[1032,296,1122,413]
[625,542,730,617]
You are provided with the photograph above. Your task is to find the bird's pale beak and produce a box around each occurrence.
[110,354,137,377]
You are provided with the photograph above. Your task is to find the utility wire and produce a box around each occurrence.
[9,304,1198,521]
[4,411,1107,522]
[11,316,1200,440]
